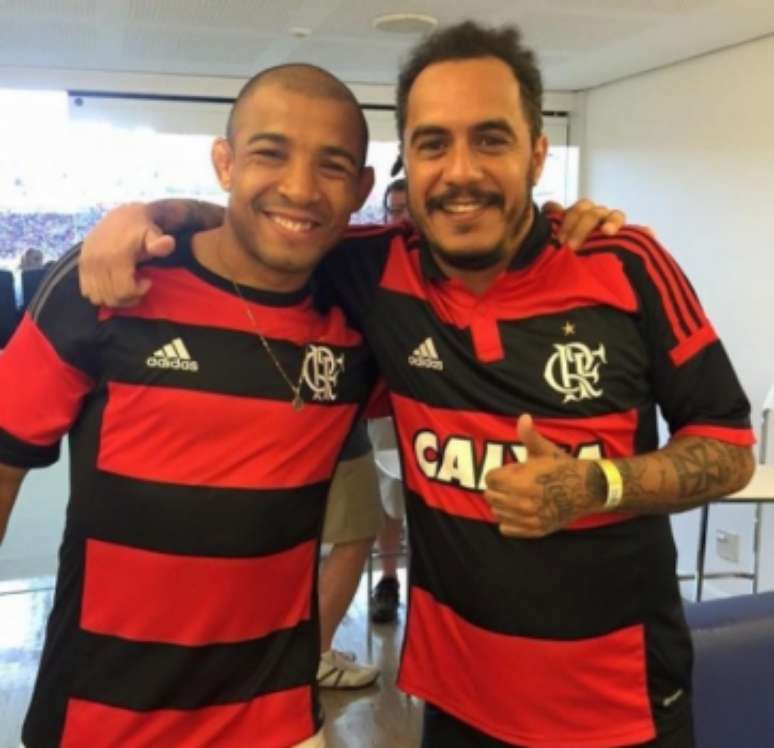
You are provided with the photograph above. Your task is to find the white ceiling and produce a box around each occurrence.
[1,0,773,91]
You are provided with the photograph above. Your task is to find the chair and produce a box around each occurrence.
[0,269,19,347]
[685,591,774,747]
[20,267,47,311]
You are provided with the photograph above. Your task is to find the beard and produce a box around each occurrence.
[429,240,507,271]
[413,166,536,273]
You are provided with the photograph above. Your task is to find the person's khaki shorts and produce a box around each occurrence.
[322,451,382,544]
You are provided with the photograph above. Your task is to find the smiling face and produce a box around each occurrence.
[212,82,373,286]
[403,57,548,277]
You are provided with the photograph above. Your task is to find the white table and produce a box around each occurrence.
[694,464,774,601]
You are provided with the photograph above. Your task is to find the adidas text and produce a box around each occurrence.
[146,356,199,372]
[409,337,444,371]
[146,337,199,373]
[408,355,443,370]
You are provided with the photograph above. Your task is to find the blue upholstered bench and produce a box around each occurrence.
[685,591,774,747]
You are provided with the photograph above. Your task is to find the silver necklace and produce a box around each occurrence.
[217,246,306,410]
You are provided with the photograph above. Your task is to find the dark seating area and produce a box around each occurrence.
[0,269,18,348]
[686,591,774,747]
[0,264,54,348]
[20,268,47,310]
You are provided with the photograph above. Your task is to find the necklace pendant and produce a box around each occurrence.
[292,394,305,411]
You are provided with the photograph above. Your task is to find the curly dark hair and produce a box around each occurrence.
[396,20,543,145]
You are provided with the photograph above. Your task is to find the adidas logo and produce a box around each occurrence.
[408,337,444,371]
[146,337,199,372]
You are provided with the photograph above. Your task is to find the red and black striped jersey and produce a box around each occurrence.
[321,209,753,746]
[0,236,376,748]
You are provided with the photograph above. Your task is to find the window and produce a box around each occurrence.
[0,89,577,269]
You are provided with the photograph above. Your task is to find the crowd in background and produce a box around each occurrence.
[0,207,108,268]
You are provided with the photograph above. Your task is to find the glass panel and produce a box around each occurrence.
[0,90,578,270]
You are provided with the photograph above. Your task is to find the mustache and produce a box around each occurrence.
[426,188,504,213]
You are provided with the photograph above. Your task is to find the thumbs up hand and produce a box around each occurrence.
[483,415,604,538]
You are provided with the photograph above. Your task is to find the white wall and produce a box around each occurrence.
[580,36,774,597]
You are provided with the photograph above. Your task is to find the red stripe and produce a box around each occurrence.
[392,393,637,526]
[381,240,637,325]
[0,314,92,445]
[380,238,428,300]
[673,424,755,446]
[98,267,362,348]
[398,587,655,747]
[363,378,391,419]
[99,382,355,488]
[61,688,315,748]
[81,538,315,644]
[669,322,718,366]
[391,393,637,526]
[470,314,504,363]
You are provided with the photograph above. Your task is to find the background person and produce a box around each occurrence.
[369,177,410,624]
[316,419,382,688]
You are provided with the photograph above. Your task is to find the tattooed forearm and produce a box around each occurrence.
[611,437,754,514]
[148,199,225,234]
[616,460,664,502]
[536,464,595,527]
[668,439,749,498]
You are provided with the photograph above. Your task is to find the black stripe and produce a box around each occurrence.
[369,293,651,417]
[28,244,81,321]
[69,470,327,557]
[407,489,681,639]
[71,622,318,711]
[29,250,101,378]
[651,340,752,435]
[0,427,60,468]
[99,316,375,406]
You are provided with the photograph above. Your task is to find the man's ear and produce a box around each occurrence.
[212,137,234,192]
[354,166,376,211]
[531,133,549,186]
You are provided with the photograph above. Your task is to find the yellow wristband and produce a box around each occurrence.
[596,459,624,510]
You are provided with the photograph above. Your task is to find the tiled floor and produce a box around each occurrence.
[0,571,422,748]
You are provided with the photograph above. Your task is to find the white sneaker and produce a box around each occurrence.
[317,649,379,689]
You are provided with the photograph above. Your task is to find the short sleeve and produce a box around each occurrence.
[615,228,753,446]
[0,247,98,467]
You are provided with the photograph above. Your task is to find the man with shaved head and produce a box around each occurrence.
[0,63,379,748]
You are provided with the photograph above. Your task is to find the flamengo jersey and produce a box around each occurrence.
[323,210,753,746]
[0,237,376,748]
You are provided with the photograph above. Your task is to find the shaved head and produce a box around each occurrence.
[226,63,369,167]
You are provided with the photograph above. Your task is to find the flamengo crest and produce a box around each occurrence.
[544,342,607,403]
[301,345,345,402]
